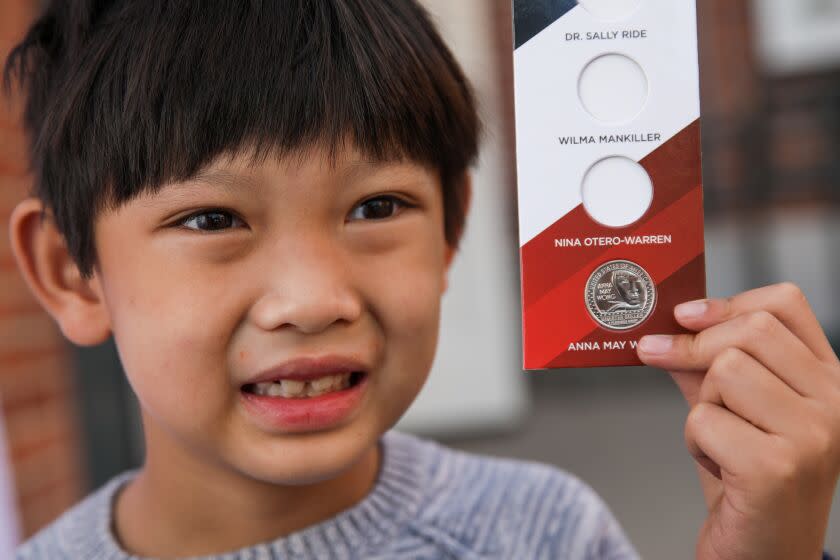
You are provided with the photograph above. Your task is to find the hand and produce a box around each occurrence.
[637,283,840,560]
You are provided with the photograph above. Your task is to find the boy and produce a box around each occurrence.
[4,1,839,558]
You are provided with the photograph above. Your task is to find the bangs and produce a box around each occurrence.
[5,0,479,277]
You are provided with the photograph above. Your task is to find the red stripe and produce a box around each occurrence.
[520,120,702,309]
[523,185,705,369]
[545,253,706,368]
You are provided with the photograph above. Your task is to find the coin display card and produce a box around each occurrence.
[512,0,707,369]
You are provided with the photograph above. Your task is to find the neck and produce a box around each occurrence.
[113,414,382,558]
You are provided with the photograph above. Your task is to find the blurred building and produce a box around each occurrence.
[698,0,840,338]
[0,0,88,539]
[0,1,838,557]
[701,0,840,213]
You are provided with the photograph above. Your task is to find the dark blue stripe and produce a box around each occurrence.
[513,0,578,49]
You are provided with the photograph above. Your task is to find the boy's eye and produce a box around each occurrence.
[348,195,411,221]
[177,209,245,232]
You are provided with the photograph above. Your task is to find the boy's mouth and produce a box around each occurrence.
[241,371,365,398]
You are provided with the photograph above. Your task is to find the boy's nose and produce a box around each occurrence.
[248,243,363,335]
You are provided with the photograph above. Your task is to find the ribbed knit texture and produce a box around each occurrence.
[16,430,640,559]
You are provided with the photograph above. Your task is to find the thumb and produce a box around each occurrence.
[666,369,705,408]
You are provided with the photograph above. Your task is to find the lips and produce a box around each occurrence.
[238,354,372,432]
[243,372,365,398]
[242,355,370,385]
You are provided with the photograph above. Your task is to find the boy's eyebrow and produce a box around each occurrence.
[146,169,258,198]
[341,160,434,188]
[140,170,261,207]
[169,161,405,190]
[142,161,431,209]
[179,169,262,193]
[341,161,375,183]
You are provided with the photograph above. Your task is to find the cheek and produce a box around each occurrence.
[367,235,444,331]
[361,242,445,399]
[102,256,241,425]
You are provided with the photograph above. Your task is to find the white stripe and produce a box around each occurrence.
[513,0,700,245]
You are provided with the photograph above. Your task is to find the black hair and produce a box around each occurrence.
[3,0,480,279]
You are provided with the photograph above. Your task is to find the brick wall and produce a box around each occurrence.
[697,0,840,212]
[0,0,88,539]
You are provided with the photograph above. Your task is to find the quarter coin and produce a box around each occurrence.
[585,260,656,330]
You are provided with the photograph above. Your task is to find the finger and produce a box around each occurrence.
[673,283,838,365]
[639,310,829,398]
[667,369,704,407]
[685,402,774,481]
[698,348,808,437]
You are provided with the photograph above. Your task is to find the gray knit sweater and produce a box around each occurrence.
[15,430,640,559]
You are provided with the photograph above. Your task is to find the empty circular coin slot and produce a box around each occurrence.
[578,53,648,124]
[578,0,643,21]
[581,156,653,227]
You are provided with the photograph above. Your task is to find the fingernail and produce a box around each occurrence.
[675,300,708,320]
[638,335,673,355]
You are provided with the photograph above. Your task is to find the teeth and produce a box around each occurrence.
[280,379,306,398]
[251,373,355,398]
[310,376,335,392]
[253,382,273,396]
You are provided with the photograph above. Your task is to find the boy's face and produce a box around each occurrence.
[88,144,456,484]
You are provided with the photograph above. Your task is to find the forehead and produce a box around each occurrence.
[143,144,439,203]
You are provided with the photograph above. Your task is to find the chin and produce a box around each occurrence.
[232,421,381,486]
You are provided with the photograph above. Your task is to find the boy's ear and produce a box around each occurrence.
[442,172,473,293]
[8,197,112,346]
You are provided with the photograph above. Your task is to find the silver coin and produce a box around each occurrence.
[585,260,656,331]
